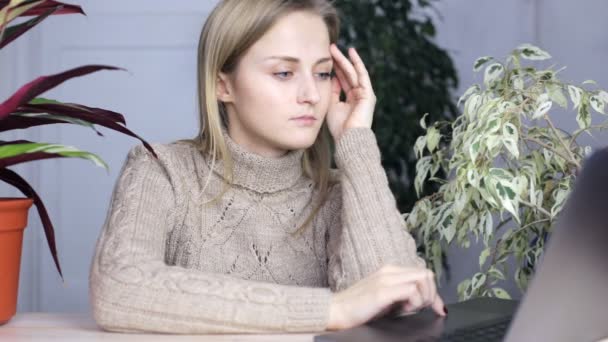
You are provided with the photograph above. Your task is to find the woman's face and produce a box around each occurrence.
[217,10,333,157]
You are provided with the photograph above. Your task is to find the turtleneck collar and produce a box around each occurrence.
[205,127,306,193]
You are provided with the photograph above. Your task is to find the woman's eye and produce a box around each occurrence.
[274,71,293,79]
[317,72,332,80]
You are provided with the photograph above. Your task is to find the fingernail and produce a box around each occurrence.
[443,305,448,315]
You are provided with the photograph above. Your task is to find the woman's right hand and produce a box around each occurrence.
[327,264,447,331]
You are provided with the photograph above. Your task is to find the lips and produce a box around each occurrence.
[292,115,317,120]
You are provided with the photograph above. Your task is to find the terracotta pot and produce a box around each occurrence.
[0,198,33,325]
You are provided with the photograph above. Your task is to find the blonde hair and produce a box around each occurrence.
[182,0,340,236]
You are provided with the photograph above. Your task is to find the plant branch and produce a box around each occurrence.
[544,114,579,168]
[515,218,551,235]
[494,217,513,232]
[523,136,581,169]
[518,198,552,218]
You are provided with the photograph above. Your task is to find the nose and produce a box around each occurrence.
[297,74,321,105]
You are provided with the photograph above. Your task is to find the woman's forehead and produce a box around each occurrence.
[248,12,331,59]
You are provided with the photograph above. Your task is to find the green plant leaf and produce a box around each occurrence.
[502,123,520,158]
[590,95,605,114]
[488,266,506,281]
[0,142,108,169]
[484,63,504,87]
[550,186,570,218]
[464,93,482,120]
[479,247,490,268]
[547,84,568,108]
[483,211,493,245]
[457,279,472,301]
[473,56,493,72]
[426,126,440,152]
[568,85,583,109]
[515,268,530,291]
[458,84,480,107]
[414,156,432,197]
[419,112,429,129]
[516,43,551,61]
[414,135,426,159]
[471,273,487,292]
[533,98,553,120]
[469,136,481,163]
[576,100,591,129]
[492,287,512,299]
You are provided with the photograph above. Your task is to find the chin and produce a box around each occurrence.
[280,130,319,150]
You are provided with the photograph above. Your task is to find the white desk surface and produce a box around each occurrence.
[0,313,317,341]
[2,312,607,341]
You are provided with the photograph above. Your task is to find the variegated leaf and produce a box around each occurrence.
[426,126,440,153]
[547,84,568,108]
[479,247,490,268]
[590,95,605,114]
[484,63,504,86]
[492,287,512,299]
[532,99,553,119]
[473,56,493,72]
[516,43,551,60]
[458,84,480,107]
[568,85,583,109]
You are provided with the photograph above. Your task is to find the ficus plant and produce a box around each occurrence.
[403,43,608,300]
[0,0,155,279]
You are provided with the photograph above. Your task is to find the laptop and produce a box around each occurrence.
[315,148,608,342]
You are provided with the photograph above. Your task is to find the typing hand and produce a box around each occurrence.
[327,265,447,331]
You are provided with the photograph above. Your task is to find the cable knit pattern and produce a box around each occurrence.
[89,127,425,334]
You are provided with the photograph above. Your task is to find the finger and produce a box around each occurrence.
[330,75,342,105]
[404,286,424,311]
[330,44,358,89]
[379,267,435,286]
[382,283,417,307]
[431,295,447,317]
[348,47,373,90]
[428,270,438,308]
[333,62,351,94]
[416,274,431,308]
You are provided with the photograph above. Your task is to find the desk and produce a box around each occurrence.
[3,313,607,341]
[0,313,317,341]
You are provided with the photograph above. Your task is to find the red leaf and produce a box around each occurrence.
[0,114,105,135]
[19,103,157,158]
[0,65,123,120]
[0,6,56,49]
[16,1,84,16]
[2,0,84,17]
[0,168,63,279]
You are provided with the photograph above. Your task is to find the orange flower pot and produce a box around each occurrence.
[0,198,33,325]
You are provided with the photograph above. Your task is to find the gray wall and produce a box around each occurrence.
[1,0,607,312]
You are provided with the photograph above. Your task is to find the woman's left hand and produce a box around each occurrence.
[326,44,377,142]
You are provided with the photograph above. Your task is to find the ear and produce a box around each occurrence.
[216,72,235,103]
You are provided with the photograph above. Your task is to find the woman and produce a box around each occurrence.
[89,0,446,334]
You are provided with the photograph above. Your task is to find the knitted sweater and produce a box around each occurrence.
[89,127,425,334]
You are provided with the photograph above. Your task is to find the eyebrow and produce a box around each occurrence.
[263,56,332,65]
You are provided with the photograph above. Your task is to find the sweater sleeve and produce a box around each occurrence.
[89,145,332,334]
[326,127,426,292]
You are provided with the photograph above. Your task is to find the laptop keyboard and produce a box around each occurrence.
[440,316,512,342]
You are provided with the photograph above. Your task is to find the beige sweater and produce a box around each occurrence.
[89,127,424,334]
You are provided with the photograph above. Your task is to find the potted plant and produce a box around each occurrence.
[0,0,155,324]
[403,43,608,300]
